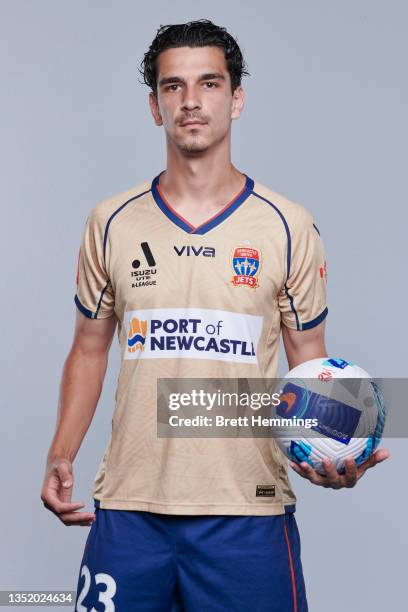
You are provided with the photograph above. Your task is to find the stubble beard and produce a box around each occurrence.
[180,134,209,154]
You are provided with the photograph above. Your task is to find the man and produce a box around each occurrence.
[41,19,389,611]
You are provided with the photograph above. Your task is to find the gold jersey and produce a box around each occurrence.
[74,171,328,515]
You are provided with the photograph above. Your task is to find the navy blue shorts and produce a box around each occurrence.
[75,500,308,611]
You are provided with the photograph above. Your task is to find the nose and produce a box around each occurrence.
[180,83,201,112]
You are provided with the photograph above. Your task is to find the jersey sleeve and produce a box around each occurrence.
[278,211,328,331]
[74,207,115,319]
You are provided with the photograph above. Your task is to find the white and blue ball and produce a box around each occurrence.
[272,358,386,475]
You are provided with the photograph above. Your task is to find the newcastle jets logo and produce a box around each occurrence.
[130,242,157,288]
[230,246,261,289]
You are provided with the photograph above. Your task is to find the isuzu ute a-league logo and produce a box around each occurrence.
[131,242,157,288]
[230,246,261,289]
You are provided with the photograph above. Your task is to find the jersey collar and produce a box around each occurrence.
[151,171,254,235]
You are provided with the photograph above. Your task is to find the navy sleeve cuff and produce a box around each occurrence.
[299,306,328,330]
[74,294,97,319]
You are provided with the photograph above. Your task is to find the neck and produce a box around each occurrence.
[159,136,245,203]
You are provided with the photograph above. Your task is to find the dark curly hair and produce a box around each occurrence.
[139,19,250,96]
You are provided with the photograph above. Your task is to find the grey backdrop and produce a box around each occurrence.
[2,1,406,610]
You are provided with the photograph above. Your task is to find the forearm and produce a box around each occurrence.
[47,347,109,464]
[287,342,327,371]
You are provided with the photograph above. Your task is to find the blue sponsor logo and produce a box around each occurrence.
[323,358,352,369]
[278,382,361,444]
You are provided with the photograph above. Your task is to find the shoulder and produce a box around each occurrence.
[87,179,152,226]
[251,179,316,233]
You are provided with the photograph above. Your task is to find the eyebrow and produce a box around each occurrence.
[158,73,226,87]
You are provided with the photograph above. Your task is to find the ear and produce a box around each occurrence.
[149,91,163,126]
[231,85,244,120]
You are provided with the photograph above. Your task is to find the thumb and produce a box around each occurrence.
[56,459,73,489]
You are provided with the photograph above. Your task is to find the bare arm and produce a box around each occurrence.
[281,319,328,371]
[41,310,117,526]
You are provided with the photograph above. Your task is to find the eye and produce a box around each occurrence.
[204,81,217,89]
[166,84,181,92]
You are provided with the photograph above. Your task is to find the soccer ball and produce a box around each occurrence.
[272,358,386,475]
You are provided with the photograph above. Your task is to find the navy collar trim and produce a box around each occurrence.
[151,171,254,235]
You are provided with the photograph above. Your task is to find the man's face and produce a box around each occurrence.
[149,46,244,154]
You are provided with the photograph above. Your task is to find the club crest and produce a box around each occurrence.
[230,246,261,289]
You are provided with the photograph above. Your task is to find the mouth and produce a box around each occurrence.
[180,121,207,127]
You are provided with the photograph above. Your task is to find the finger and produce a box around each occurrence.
[42,495,85,514]
[42,486,84,508]
[52,458,73,485]
[289,461,309,479]
[372,448,391,463]
[60,487,72,504]
[55,461,74,502]
[321,459,342,488]
[342,457,358,488]
[299,462,327,486]
[357,448,391,478]
[59,511,96,527]
[62,519,95,527]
